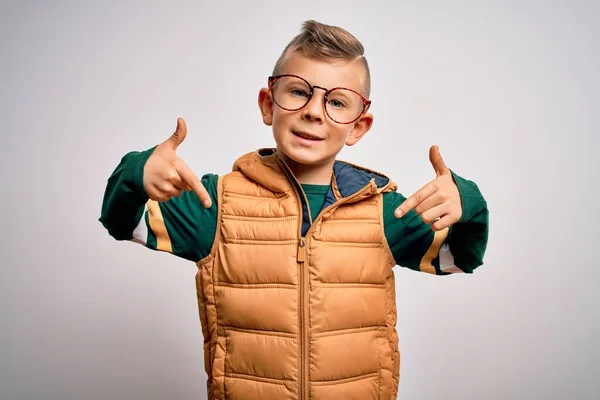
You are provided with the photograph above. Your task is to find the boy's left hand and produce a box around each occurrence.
[394,145,462,231]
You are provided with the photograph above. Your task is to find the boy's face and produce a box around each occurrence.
[258,53,373,168]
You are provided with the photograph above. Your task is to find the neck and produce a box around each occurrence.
[277,151,334,185]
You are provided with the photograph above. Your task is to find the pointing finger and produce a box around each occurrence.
[395,182,437,218]
[175,160,212,208]
[413,191,444,216]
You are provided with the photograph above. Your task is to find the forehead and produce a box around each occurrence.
[281,53,366,94]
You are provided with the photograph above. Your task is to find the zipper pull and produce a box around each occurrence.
[297,237,306,262]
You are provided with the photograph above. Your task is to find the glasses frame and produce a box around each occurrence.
[268,74,371,125]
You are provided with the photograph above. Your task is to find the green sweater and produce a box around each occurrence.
[99,148,489,274]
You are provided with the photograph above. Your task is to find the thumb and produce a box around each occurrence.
[429,145,450,177]
[165,117,187,150]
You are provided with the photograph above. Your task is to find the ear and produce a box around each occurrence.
[346,112,374,146]
[258,88,274,126]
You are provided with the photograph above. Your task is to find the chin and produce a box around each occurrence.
[277,143,329,166]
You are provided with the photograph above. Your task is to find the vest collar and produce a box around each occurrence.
[232,148,397,199]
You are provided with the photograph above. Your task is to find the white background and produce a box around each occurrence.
[1,0,598,399]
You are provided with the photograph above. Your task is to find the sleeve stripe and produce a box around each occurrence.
[419,228,449,274]
[132,205,149,245]
[147,200,173,253]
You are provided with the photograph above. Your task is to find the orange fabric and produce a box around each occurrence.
[196,150,400,400]
[146,201,172,252]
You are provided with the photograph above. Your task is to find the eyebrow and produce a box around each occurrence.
[277,73,365,96]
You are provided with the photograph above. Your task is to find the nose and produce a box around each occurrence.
[301,90,325,123]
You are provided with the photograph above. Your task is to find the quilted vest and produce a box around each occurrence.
[196,149,401,400]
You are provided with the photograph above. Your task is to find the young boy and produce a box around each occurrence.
[100,20,488,400]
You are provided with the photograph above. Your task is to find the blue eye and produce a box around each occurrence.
[290,88,309,97]
[328,99,346,109]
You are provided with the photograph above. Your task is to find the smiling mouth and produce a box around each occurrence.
[293,131,324,141]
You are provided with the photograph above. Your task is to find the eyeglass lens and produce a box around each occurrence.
[272,76,365,123]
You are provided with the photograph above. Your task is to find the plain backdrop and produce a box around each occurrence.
[1,0,598,399]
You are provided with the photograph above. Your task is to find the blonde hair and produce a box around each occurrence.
[273,20,371,98]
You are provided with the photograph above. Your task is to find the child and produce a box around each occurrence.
[100,20,488,400]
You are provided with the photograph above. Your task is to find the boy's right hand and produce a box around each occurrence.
[143,118,212,208]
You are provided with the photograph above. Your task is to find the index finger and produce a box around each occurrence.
[175,160,212,208]
[394,182,437,218]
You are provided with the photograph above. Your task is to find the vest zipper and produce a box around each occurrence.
[277,156,376,400]
[297,237,306,263]
[294,184,374,400]
[297,236,309,400]
[276,158,311,400]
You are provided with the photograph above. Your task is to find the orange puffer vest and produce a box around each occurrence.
[196,149,400,400]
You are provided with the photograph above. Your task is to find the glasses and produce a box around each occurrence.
[268,74,371,124]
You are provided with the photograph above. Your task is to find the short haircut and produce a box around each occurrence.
[272,20,371,98]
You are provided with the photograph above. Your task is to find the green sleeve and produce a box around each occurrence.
[383,171,489,274]
[98,147,219,263]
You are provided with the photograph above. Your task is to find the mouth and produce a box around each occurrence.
[292,131,324,141]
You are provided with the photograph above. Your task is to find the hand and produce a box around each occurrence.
[143,117,212,208]
[394,145,462,231]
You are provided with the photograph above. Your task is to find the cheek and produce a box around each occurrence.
[271,110,292,132]
[330,127,352,143]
